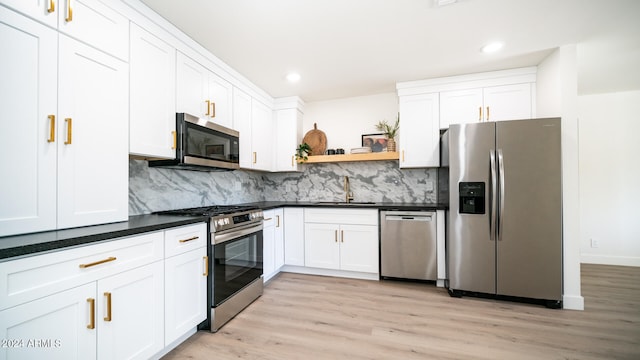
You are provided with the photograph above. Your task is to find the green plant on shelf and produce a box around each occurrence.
[295,143,312,163]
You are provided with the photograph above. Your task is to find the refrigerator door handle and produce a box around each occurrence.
[497,148,505,241]
[490,150,497,241]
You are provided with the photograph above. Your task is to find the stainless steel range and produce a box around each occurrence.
[158,205,264,332]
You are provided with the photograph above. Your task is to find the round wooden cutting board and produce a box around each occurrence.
[302,123,327,156]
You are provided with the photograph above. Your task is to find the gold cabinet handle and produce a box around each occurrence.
[47,115,55,142]
[48,0,55,13]
[334,230,338,242]
[205,100,211,116]
[402,150,405,162]
[87,298,95,329]
[486,106,490,121]
[178,236,199,243]
[171,131,176,149]
[253,152,257,164]
[264,217,273,221]
[210,101,216,118]
[291,155,294,167]
[203,256,208,277]
[341,230,344,243]
[64,118,72,145]
[276,215,280,228]
[65,0,72,22]
[478,106,482,122]
[79,256,116,268]
[103,292,112,322]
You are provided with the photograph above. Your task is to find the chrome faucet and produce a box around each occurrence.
[344,176,354,203]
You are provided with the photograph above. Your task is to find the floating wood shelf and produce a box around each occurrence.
[303,151,399,164]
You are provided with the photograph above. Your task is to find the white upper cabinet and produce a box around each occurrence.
[482,83,533,122]
[439,88,484,128]
[58,0,129,61]
[234,87,274,171]
[0,7,127,236]
[0,7,58,236]
[57,35,128,229]
[129,23,176,159]
[398,93,440,168]
[0,0,59,28]
[274,97,304,172]
[176,52,233,128]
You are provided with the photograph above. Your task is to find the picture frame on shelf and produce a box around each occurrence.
[362,133,387,153]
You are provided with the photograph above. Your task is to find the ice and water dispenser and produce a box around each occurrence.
[459,182,485,214]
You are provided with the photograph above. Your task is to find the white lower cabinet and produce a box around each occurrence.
[96,262,164,360]
[283,208,305,266]
[0,283,96,360]
[0,222,208,360]
[263,208,284,282]
[304,209,379,275]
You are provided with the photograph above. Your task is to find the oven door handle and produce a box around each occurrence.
[213,223,263,245]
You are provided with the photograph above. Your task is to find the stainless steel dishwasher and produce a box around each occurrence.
[380,210,437,281]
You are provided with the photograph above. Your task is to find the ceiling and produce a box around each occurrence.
[140,0,640,102]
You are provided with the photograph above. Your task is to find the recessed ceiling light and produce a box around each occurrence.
[286,72,301,83]
[481,42,504,53]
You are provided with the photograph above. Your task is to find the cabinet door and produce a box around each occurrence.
[57,35,128,229]
[176,52,209,119]
[263,210,276,281]
[234,88,253,169]
[398,93,440,168]
[0,8,57,237]
[129,23,176,159]
[164,247,207,345]
[274,108,302,171]
[483,83,532,122]
[57,0,128,61]
[284,208,305,266]
[439,88,483,128]
[251,100,274,171]
[97,261,164,360]
[274,208,285,270]
[0,283,96,360]
[0,0,58,28]
[208,72,233,128]
[339,225,379,273]
[304,223,340,270]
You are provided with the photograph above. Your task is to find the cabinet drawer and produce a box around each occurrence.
[0,232,163,310]
[164,223,207,258]
[304,208,378,225]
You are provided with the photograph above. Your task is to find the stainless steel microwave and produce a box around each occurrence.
[149,113,240,171]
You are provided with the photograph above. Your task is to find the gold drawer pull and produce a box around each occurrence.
[334,230,338,242]
[171,131,176,149]
[264,217,273,221]
[48,0,55,13]
[210,102,216,118]
[486,106,490,121]
[104,292,112,321]
[205,100,211,116]
[47,115,55,142]
[87,298,95,329]
[203,256,209,277]
[276,215,280,227]
[64,118,72,145]
[65,0,72,22]
[341,230,344,242]
[79,256,116,268]
[178,236,199,243]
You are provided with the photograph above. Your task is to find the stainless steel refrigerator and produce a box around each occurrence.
[447,118,562,307]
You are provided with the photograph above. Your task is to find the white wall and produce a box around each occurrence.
[537,46,583,310]
[303,93,398,152]
[578,90,640,266]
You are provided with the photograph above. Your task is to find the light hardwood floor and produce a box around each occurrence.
[163,264,640,359]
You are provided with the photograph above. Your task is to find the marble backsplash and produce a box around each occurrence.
[129,159,438,215]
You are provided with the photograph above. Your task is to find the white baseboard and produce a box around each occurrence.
[581,254,640,267]
[562,294,584,310]
[280,265,379,281]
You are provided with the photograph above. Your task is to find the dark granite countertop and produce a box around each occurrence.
[0,202,447,261]
[0,215,207,261]
[239,201,448,211]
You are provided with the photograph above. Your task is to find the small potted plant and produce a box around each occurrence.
[295,143,312,163]
[375,115,400,152]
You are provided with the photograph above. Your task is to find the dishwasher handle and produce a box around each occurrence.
[385,215,433,222]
